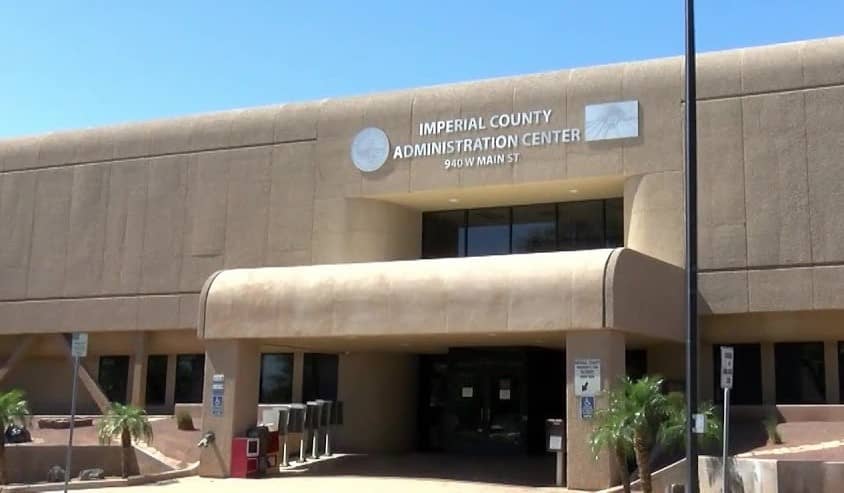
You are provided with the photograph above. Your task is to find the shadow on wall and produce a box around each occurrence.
[5,445,170,484]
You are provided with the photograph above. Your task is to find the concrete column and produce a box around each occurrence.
[198,339,260,478]
[292,351,304,402]
[824,341,839,404]
[565,330,626,491]
[761,342,776,405]
[164,355,177,411]
[129,332,148,408]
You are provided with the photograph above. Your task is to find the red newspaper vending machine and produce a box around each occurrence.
[231,437,259,478]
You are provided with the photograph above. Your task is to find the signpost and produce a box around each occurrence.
[65,333,87,492]
[721,346,734,493]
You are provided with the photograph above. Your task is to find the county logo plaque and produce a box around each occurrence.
[350,127,390,172]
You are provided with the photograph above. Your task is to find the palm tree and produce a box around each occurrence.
[590,376,721,493]
[96,403,153,478]
[590,389,634,493]
[0,389,30,484]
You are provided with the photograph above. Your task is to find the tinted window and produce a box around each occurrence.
[303,353,339,402]
[99,356,130,404]
[775,342,825,404]
[466,207,510,256]
[604,198,623,248]
[713,344,762,405]
[259,353,294,403]
[145,355,168,406]
[625,349,648,381]
[175,354,205,403]
[558,200,605,250]
[422,210,466,259]
[512,204,557,254]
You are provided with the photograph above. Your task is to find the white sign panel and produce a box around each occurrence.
[461,387,474,398]
[693,413,706,434]
[720,346,734,389]
[574,359,601,396]
[548,436,563,451]
[584,100,639,142]
[71,333,88,357]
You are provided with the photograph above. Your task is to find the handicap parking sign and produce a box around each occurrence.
[211,394,224,417]
[580,396,595,420]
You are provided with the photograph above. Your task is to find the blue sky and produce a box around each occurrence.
[1,1,842,137]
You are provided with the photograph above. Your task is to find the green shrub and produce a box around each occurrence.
[763,415,782,445]
[176,410,195,431]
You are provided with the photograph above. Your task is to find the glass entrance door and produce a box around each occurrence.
[445,349,527,454]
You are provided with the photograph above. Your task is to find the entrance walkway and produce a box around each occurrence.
[72,454,573,492]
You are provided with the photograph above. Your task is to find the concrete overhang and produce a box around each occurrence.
[198,248,683,343]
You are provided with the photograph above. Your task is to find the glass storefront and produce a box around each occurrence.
[775,342,825,404]
[98,355,130,404]
[259,353,294,403]
[145,354,168,406]
[174,354,205,403]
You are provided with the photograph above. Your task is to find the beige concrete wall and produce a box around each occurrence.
[5,445,165,483]
[336,352,418,453]
[2,37,843,337]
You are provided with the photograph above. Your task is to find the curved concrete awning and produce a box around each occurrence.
[199,248,683,342]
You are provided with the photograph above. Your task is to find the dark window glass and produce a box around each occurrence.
[713,344,762,405]
[625,349,648,381]
[422,210,466,259]
[838,343,844,404]
[259,353,294,403]
[604,198,623,247]
[466,207,510,256]
[98,356,130,404]
[303,353,339,402]
[775,342,825,404]
[512,204,557,254]
[175,354,205,403]
[145,355,168,406]
[558,200,605,250]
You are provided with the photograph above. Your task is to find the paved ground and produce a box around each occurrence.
[73,454,570,493]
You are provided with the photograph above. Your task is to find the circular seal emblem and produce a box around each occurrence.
[350,127,390,172]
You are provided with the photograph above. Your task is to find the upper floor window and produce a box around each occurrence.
[422,198,623,259]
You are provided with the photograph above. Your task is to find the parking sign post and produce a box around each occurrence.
[721,346,734,493]
[65,333,88,492]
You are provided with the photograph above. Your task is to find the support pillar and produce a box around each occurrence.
[55,335,110,413]
[824,341,839,404]
[130,332,148,408]
[198,339,260,478]
[565,330,626,491]
[761,342,776,405]
[164,355,177,411]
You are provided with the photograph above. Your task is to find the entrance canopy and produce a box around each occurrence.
[199,248,683,343]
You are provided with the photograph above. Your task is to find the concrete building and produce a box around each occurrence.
[1,35,843,490]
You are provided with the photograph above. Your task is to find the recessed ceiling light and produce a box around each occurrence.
[568,189,579,194]
[448,198,459,203]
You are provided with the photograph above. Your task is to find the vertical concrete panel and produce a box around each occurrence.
[512,71,567,183]
[697,100,747,270]
[457,79,515,188]
[179,152,227,291]
[65,164,110,296]
[743,93,811,266]
[140,156,188,293]
[266,143,315,266]
[409,86,462,191]
[360,93,412,195]
[223,147,271,268]
[565,331,625,490]
[0,172,37,299]
[622,57,683,175]
[27,168,73,298]
[825,341,839,404]
[566,64,624,177]
[102,161,148,294]
[345,199,421,263]
[314,98,365,200]
[805,87,844,264]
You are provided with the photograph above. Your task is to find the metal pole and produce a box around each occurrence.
[64,356,80,492]
[722,387,730,493]
[555,451,564,486]
[684,0,700,491]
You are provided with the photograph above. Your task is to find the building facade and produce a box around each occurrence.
[1,36,843,489]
